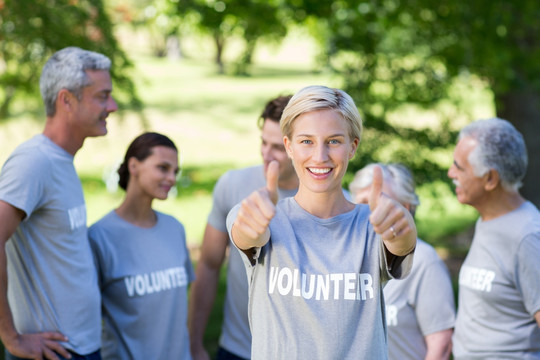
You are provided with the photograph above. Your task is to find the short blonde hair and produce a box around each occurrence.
[280,85,362,142]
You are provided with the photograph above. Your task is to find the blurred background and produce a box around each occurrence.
[1,0,539,356]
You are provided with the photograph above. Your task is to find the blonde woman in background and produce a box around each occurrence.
[350,163,455,360]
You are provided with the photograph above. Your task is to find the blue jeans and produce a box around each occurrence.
[5,349,101,360]
[216,347,249,360]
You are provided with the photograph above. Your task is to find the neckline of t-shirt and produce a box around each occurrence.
[288,197,360,224]
[111,209,161,230]
[37,134,74,159]
[478,201,530,226]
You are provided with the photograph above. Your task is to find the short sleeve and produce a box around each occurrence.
[0,150,50,217]
[516,232,540,317]
[207,172,231,233]
[88,224,106,289]
[414,259,456,335]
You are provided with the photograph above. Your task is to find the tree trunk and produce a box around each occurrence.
[0,86,15,120]
[213,32,225,74]
[495,88,540,208]
[234,38,257,76]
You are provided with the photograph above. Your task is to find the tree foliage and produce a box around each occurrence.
[298,0,460,186]
[174,0,287,75]
[308,0,540,206]
[0,0,142,120]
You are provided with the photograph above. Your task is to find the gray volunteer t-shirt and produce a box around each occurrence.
[207,165,297,358]
[0,134,101,355]
[385,238,455,360]
[453,201,540,359]
[89,210,195,360]
[228,197,414,360]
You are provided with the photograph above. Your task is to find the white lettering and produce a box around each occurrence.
[459,265,496,292]
[358,273,374,300]
[151,272,161,292]
[316,274,330,300]
[135,275,145,296]
[268,267,279,294]
[330,273,343,299]
[278,267,293,295]
[124,266,189,297]
[292,269,301,297]
[124,277,135,297]
[160,271,171,290]
[343,273,356,300]
[301,273,315,299]
[268,267,376,301]
[386,305,398,326]
[68,205,86,230]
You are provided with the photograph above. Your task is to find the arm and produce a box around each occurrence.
[188,224,229,360]
[0,200,69,360]
[535,311,540,327]
[424,328,453,360]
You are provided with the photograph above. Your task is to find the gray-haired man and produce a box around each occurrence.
[0,47,118,360]
[448,118,540,359]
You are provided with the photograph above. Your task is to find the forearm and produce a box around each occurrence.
[535,311,540,327]
[0,201,23,350]
[0,246,18,351]
[188,263,220,348]
[424,329,453,360]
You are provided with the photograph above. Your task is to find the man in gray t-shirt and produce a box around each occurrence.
[0,47,117,359]
[189,95,298,360]
[448,118,540,359]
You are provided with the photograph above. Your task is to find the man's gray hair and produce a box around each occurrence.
[459,117,527,191]
[40,47,111,116]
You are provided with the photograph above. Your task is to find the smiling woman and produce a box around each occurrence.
[227,85,418,359]
[88,132,195,359]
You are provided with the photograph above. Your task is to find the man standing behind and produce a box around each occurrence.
[0,47,118,360]
[189,95,297,360]
[448,118,540,359]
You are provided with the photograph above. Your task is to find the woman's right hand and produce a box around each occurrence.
[231,161,279,250]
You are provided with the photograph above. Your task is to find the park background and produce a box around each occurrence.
[1,0,539,357]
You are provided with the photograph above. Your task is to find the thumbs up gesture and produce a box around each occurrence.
[368,166,417,256]
[231,161,279,250]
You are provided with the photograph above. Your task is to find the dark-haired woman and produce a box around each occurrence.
[89,132,194,360]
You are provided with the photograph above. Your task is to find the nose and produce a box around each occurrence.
[312,143,329,162]
[107,96,118,113]
[261,143,272,162]
[167,169,178,183]
[447,165,455,179]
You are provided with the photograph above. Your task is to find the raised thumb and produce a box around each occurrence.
[266,160,279,205]
[369,165,383,211]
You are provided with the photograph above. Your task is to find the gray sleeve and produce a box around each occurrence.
[0,150,49,217]
[207,172,231,233]
[516,232,540,317]
[88,223,106,290]
[414,259,456,335]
